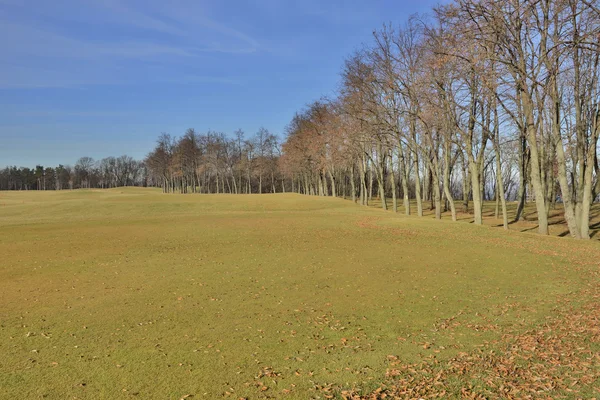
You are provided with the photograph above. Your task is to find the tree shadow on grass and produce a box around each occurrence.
[520,225,540,233]
[589,221,600,238]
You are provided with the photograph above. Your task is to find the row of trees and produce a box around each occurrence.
[2,125,287,194]
[0,156,146,190]
[145,129,283,194]
[279,0,600,239]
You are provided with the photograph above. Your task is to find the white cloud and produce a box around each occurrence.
[0,0,259,87]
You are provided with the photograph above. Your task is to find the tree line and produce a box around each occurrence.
[1,126,286,194]
[0,156,146,190]
[279,0,600,239]
[145,128,283,194]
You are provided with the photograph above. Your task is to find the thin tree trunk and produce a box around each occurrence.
[493,116,508,230]
[443,140,457,221]
[524,97,549,235]
[328,169,337,197]
[514,135,528,222]
[398,142,410,215]
[413,152,423,217]
[389,154,397,213]
[350,164,357,203]
[368,164,373,202]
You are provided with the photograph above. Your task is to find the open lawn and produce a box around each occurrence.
[1,188,599,399]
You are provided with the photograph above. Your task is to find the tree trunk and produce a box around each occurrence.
[523,93,549,235]
[398,143,410,215]
[389,155,397,213]
[368,164,373,202]
[514,135,527,221]
[413,152,423,216]
[469,161,483,225]
[493,120,508,230]
[462,154,470,213]
[360,155,368,205]
[443,140,457,221]
[271,171,276,193]
[328,169,337,198]
[350,164,357,203]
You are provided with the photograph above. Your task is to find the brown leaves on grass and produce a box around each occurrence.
[329,287,600,399]
[255,366,281,379]
[247,366,283,396]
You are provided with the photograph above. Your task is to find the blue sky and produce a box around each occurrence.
[0,0,442,167]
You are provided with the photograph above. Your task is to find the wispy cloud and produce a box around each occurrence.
[0,0,260,88]
[250,0,380,25]
[7,110,133,118]
[0,21,198,60]
[92,0,188,37]
[95,0,259,52]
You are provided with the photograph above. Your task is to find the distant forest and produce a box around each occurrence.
[2,0,599,239]
[1,156,146,191]
[0,128,283,194]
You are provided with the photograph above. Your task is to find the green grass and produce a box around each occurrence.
[0,188,598,399]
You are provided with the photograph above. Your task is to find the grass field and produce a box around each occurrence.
[1,188,599,399]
